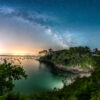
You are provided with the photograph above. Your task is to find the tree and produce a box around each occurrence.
[48,48,53,55]
[0,59,27,95]
[39,50,48,56]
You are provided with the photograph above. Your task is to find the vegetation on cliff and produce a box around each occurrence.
[40,46,95,70]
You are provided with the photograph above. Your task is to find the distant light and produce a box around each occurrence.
[92,54,96,56]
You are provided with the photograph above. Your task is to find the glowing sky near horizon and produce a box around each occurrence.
[0,0,100,55]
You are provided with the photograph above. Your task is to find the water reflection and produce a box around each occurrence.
[0,56,74,94]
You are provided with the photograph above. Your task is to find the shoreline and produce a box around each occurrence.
[39,59,93,78]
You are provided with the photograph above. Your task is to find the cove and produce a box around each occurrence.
[14,58,75,94]
[0,56,74,94]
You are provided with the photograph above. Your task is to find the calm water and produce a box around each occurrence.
[0,56,74,94]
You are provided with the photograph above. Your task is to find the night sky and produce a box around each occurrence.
[0,0,100,55]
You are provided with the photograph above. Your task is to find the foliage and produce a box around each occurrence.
[40,46,92,69]
[0,60,27,96]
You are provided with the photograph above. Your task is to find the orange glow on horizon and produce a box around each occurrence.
[0,48,43,55]
[11,50,29,55]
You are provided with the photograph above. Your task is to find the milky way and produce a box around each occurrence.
[0,0,100,54]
